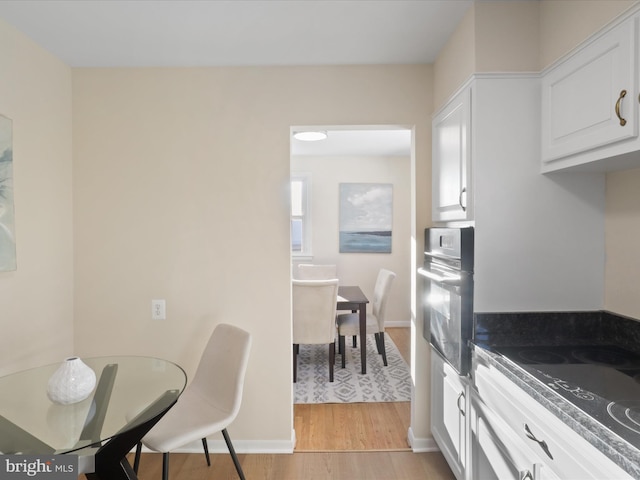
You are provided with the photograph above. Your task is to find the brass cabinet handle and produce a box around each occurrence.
[615,89,627,126]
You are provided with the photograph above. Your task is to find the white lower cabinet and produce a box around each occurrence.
[431,349,634,479]
[431,347,467,480]
[471,358,633,480]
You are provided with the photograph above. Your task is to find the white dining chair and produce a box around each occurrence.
[132,323,252,480]
[337,269,395,368]
[292,278,339,382]
[297,263,338,280]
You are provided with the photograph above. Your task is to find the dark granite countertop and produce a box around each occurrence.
[471,311,640,479]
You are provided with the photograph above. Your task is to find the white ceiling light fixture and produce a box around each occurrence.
[293,131,328,142]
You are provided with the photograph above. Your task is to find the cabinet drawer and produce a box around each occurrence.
[474,362,631,480]
[470,392,553,480]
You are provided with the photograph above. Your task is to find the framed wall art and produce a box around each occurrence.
[339,183,392,253]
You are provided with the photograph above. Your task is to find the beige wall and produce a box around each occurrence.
[474,1,539,73]
[433,1,540,112]
[433,4,476,111]
[539,0,635,69]
[72,65,433,448]
[0,19,74,376]
[605,168,640,318]
[291,154,412,325]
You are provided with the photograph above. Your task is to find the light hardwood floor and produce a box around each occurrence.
[294,328,411,451]
[125,328,455,479]
[129,450,455,479]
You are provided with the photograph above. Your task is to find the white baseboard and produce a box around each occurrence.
[407,427,440,453]
[135,436,296,455]
[135,430,434,456]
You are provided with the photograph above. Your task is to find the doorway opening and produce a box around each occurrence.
[290,125,415,451]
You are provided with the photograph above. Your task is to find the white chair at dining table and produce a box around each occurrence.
[337,268,396,368]
[292,278,339,382]
[296,263,338,280]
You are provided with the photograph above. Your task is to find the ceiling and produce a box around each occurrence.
[291,129,412,156]
[0,0,470,156]
[0,0,471,67]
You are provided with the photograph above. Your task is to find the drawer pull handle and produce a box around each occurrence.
[524,423,553,460]
[615,89,627,126]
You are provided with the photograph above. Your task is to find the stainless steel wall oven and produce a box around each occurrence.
[419,227,474,376]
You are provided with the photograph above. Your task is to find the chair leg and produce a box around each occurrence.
[202,437,211,466]
[162,452,169,480]
[329,342,335,382]
[352,335,357,348]
[222,428,246,480]
[293,343,298,383]
[379,332,388,366]
[374,332,382,354]
[133,442,142,473]
[339,335,346,368]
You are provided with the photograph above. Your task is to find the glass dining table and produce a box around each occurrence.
[0,356,186,479]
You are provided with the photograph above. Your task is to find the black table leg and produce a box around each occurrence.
[359,302,366,374]
[84,389,179,480]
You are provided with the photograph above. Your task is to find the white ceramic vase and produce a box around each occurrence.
[47,356,97,405]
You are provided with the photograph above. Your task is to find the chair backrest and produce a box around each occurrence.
[297,264,338,280]
[191,323,252,418]
[292,279,339,345]
[372,269,396,331]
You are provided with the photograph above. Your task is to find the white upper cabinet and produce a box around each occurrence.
[432,84,472,222]
[541,15,639,172]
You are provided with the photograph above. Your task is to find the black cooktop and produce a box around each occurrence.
[493,345,640,449]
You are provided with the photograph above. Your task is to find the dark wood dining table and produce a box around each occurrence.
[337,286,370,374]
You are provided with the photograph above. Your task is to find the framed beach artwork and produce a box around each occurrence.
[0,114,16,271]
[339,183,392,253]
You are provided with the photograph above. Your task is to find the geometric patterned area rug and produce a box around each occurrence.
[294,334,412,404]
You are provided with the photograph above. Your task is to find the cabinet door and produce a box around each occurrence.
[432,85,471,222]
[431,347,466,480]
[541,17,636,167]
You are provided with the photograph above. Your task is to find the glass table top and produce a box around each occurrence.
[0,356,186,454]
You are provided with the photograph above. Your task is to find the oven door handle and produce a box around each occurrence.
[417,267,461,286]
